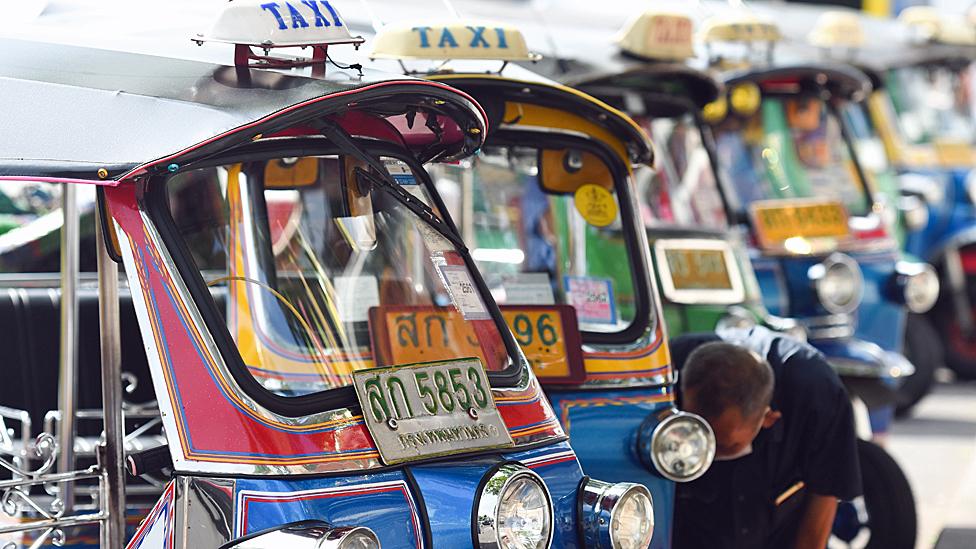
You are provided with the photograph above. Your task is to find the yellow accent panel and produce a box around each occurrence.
[539,149,613,193]
[503,102,631,166]
[862,0,891,17]
[868,92,939,169]
[934,139,976,167]
[582,341,671,374]
[428,74,651,166]
[264,157,319,189]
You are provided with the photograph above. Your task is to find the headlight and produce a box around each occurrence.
[808,253,863,314]
[225,522,380,549]
[580,479,654,549]
[475,464,553,549]
[642,411,715,482]
[896,261,940,313]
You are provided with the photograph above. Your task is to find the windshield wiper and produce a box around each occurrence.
[319,121,469,252]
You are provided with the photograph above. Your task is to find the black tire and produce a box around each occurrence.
[897,314,941,416]
[857,439,917,549]
[942,318,976,379]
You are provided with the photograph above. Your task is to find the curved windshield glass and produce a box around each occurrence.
[637,115,728,230]
[713,96,872,217]
[164,154,512,398]
[886,64,976,145]
[430,144,642,336]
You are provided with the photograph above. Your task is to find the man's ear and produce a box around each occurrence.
[761,409,782,429]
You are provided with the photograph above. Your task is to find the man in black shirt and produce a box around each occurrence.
[670,327,862,549]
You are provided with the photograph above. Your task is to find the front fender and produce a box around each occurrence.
[811,337,914,380]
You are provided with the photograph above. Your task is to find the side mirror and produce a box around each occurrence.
[221,521,379,549]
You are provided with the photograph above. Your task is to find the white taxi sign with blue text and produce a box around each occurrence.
[196,0,364,48]
[371,22,540,61]
[617,12,695,61]
[808,11,865,49]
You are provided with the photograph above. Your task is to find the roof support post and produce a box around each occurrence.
[56,184,79,512]
[96,203,125,548]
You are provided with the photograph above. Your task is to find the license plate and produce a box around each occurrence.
[664,248,734,290]
[751,200,849,246]
[352,358,514,464]
[500,305,586,384]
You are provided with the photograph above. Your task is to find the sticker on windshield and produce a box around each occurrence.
[417,222,453,252]
[564,276,616,325]
[502,273,555,305]
[439,265,491,320]
[334,275,379,322]
[384,159,418,186]
[574,184,618,227]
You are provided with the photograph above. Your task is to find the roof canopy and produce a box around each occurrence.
[0,38,486,182]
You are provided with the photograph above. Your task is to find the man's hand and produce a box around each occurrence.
[793,493,838,549]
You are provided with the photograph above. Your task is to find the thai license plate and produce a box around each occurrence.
[352,358,514,464]
[751,200,849,246]
[664,248,734,290]
[500,305,586,384]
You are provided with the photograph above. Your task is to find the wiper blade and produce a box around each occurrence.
[320,121,468,252]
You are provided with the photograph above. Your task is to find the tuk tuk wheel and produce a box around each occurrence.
[943,316,976,379]
[896,314,941,417]
[830,439,917,549]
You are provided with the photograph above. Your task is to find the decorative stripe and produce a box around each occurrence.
[126,481,176,549]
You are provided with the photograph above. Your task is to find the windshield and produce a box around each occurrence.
[164,154,513,398]
[430,143,644,337]
[713,96,872,217]
[637,115,728,230]
[886,64,976,145]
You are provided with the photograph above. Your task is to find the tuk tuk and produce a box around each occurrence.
[0,1,656,547]
[810,7,976,382]
[359,20,716,549]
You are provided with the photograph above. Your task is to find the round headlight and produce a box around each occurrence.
[328,527,381,549]
[899,262,940,313]
[808,253,864,314]
[580,479,654,549]
[648,412,716,482]
[476,464,553,549]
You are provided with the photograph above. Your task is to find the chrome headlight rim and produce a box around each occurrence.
[648,411,716,483]
[579,478,655,549]
[809,253,864,315]
[897,261,940,313]
[222,520,380,549]
[475,463,554,549]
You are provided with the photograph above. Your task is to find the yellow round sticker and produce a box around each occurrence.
[730,83,761,116]
[574,184,618,227]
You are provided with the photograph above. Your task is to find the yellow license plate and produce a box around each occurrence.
[370,307,485,367]
[751,200,849,246]
[500,305,586,384]
[664,248,733,290]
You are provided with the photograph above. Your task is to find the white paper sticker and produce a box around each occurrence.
[502,273,555,305]
[334,275,380,323]
[439,265,491,320]
[417,222,454,252]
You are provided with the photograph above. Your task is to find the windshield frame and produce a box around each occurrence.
[707,89,879,222]
[464,128,655,346]
[146,136,525,418]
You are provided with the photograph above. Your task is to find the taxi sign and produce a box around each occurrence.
[750,199,850,248]
[700,14,782,44]
[195,0,365,48]
[900,6,976,46]
[617,12,695,61]
[653,239,745,305]
[499,305,586,384]
[371,22,541,61]
[808,11,866,49]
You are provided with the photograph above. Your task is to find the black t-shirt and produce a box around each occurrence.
[670,327,862,549]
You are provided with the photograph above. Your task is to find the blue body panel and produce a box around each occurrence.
[546,387,675,549]
[905,168,976,261]
[233,441,584,548]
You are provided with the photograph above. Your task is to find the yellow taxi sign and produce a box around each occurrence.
[700,14,782,44]
[616,12,695,61]
[808,11,865,49]
[371,22,540,61]
[900,6,976,46]
[751,199,850,248]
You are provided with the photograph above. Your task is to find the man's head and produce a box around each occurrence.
[681,342,781,460]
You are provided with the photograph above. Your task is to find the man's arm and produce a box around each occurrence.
[792,493,838,549]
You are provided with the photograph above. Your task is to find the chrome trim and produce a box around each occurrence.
[897,195,929,232]
[830,350,915,379]
[579,479,655,549]
[894,261,940,313]
[653,239,746,305]
[642,410,715,482]
[808,253,864,315]
[475,464,554,549]
[225,522,380,549]
[801,313,856,340]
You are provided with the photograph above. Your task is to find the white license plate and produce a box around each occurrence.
[352,358,513,464]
